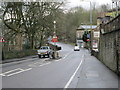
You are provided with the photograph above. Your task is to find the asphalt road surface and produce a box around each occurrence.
[1,43,118,88]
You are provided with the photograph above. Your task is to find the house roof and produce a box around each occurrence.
[77,25,97,30]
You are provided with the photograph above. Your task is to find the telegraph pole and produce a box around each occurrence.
[90,1,93,51]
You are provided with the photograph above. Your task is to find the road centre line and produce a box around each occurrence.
[64,54,84,88]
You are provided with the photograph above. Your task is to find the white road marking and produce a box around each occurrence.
[1,51,72,77]
[23,68,32,71]
[39,62,51,67]
[64,54,84,88]
[55,51,73,62]
[0,74,5,76]
[7,70,25,77]
[1,68,32,77]
[7,68,32,77]
[28,61,43,67]
[63,51,73,59]
[28,58,49,67]
[1,68,22,75]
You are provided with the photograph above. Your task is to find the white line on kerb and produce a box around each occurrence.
[64,54,84,88]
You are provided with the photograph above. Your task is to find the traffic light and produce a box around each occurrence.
[82,31,90,43]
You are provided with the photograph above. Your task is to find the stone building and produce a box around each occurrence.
[76,25,97,48]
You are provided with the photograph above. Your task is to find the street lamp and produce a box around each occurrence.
[53,20,56,34]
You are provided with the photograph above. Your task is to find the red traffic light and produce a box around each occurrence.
[86,39,90,41]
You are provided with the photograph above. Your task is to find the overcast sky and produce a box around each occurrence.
[65,0,112,9]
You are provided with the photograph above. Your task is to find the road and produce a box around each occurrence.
[2,43,84,88]
[1,43,118,88]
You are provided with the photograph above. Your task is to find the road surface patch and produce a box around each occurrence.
[85,71,99,78]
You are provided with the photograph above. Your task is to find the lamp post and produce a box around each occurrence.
[53,20,56,35]
[53,20,57,45]
[53,20,58,59]
[90,1,93,51]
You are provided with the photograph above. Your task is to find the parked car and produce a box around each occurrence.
[37,46,53,58]
[74,46,80,51]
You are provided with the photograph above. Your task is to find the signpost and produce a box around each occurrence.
[51,20,59,59]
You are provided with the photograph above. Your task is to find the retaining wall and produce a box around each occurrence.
[99,15,120,73]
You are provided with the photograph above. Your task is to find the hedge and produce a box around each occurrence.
[2,50,37,60]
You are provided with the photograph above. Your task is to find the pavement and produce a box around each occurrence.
[1,43,119,89]
[76,50,118,88]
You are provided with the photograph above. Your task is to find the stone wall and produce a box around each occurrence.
[99,15,120,74]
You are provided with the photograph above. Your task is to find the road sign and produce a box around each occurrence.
[52,35,58,42]
[0,37,6,42]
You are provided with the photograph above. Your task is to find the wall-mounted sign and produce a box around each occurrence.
[94,31,100,37]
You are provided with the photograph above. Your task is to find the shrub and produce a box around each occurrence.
[3,50,37,60]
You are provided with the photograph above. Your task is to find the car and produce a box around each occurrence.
[37,46,52,58]
[74,46,80,51]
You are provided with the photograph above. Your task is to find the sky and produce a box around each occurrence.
[65,0,112,9]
